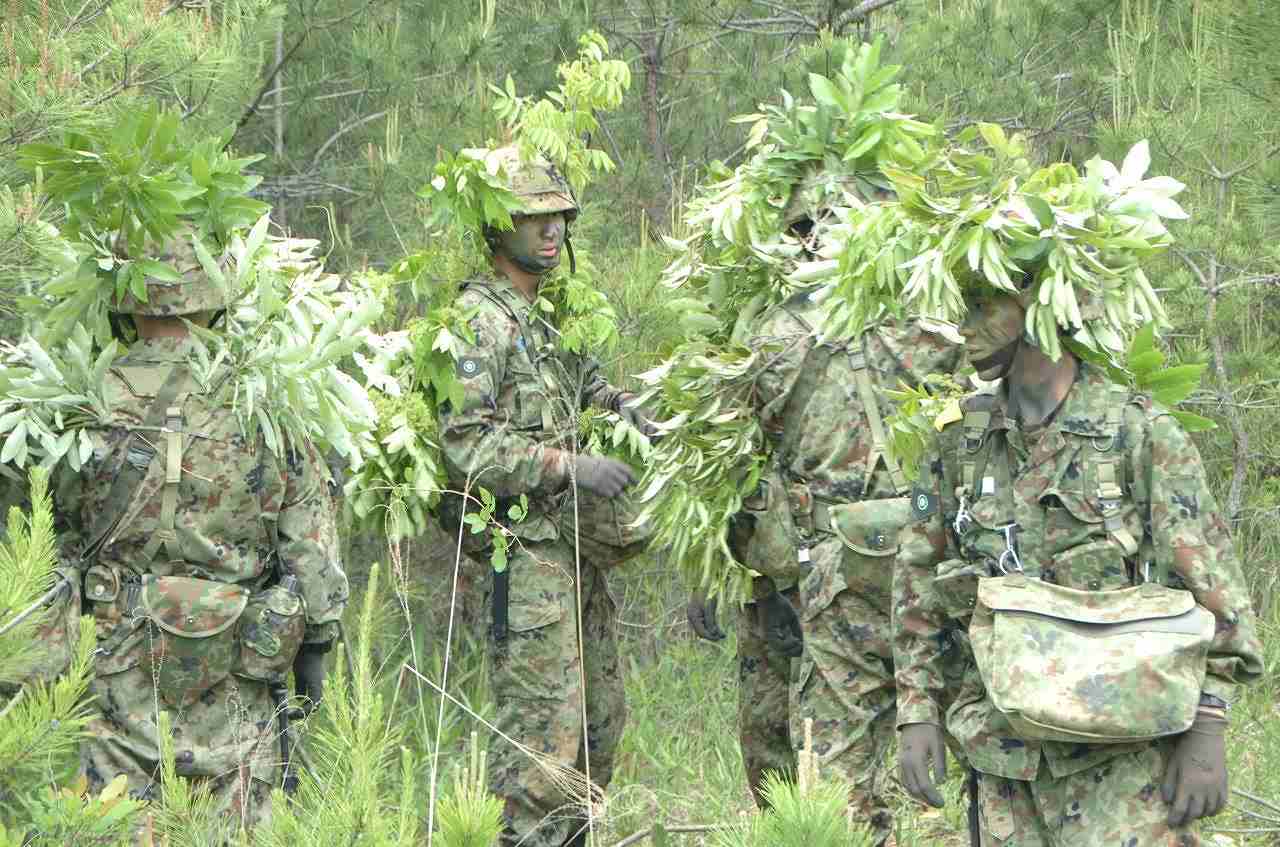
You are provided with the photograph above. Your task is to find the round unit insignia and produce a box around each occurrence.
[916,494,929,512]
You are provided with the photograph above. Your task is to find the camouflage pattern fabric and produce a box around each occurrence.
[111,233,230,316]
[743,291,963,844]
[736,585,799,807]
[438,274,630,847]
[486,538,624,847]
[488,146,579,219]
[972,741,1200,846]
[893,364,1263,825]
[52,335,348,835]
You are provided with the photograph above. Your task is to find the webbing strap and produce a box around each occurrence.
[775,343,833,470]
[141,404,186,563]
[79,364,189,566]
[850,343,909,495]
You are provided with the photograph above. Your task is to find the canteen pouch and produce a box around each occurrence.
[802,497,908,617]
[236,584,307,683]
[558,487,652,569]
[969,575,1214,744]
[140,575,248,708]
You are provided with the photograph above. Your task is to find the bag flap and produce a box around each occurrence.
[830,498,910,557]
[977,575,1196,624]
[141,576,248,638]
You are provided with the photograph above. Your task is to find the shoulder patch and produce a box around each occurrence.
[909,486,938,522]
[456,356,483,378]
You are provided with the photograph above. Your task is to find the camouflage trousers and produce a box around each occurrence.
[81,660,279,842]
[736,585,800,807]
[793,536,897,847]
[485,538,626,847]
[975,743,1200,846]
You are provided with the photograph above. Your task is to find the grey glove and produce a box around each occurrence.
[686,590,725,641]
[899,722,947,808]
[1162,711,1229,827]
[615,393,658,437]
[571,455,635,498]
[756,588,802,658]
[292,645,328,712]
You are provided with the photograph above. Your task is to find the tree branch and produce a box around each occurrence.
[310,111,388,170]
[833,0,902,31]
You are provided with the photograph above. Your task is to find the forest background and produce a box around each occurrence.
[1,0,1279,844]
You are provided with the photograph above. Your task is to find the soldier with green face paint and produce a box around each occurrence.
[894,275,1263,845]
[48,230,348,839]
[436,146,641,847]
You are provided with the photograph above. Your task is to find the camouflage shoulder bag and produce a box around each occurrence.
[969,573,1214,744]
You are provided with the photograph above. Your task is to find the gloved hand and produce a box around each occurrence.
[571,455,635,499]
[615,393,658,438]
[686,590,725,641]
[899,722,948,808]
[293,645,328,712]
[756,588,803,658]
[1162,711,1229,827]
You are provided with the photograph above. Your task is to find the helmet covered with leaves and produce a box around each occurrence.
[782,166,893,229]
[110,231,228,317]
[491,145,579,222]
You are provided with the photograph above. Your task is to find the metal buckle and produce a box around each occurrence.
[995,522,1023,574]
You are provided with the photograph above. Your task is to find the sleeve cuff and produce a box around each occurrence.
[895,700,941,730]
[1200,678,1239,708]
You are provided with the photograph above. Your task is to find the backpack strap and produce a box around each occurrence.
[1092,385,1142,563]
[849,337,909,496]
[139,403,187,563]
[465,280,557,432]
[79,363,189,567]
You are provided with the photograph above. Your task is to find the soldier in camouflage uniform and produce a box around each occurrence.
[51,233,348,837]
[437,147,641,847]
[690,171,964,840]
[894,290,1264,845]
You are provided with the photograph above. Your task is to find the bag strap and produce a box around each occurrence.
[79,363,189,567]
[139,403,186,563]
[849,336,909,496]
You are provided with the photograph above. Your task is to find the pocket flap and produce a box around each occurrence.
[977,575,1196,625]
[508,599,563,632]
[141,576,249,638]
[830,498,909,557]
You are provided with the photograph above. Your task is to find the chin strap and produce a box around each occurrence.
[565,234,576,275]
[971,337,1019,377]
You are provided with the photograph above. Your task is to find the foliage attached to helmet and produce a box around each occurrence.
[635,36,939,605]
[1,108,383,475]
[17,106,269,344]
[346,32,642,544]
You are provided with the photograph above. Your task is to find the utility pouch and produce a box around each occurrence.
[969,575,1214,744]
[800,497,908,614]
[933,558,987,620]
[236,584,307,684]
[738,468,806,584]
[557,486,652,569]
[140,575,248,708]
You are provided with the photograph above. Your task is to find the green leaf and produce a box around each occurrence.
[1170,411,1217,433]
[135,259,182,283]
[1024,195,1055,230]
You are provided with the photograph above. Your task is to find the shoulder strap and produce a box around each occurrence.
[78,363,189,567]
[850,336,909,495]
[1092,384,1142,563]
[957,393,998,500]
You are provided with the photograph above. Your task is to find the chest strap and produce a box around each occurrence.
[1094,387,1140,560]
[849,339,909,496]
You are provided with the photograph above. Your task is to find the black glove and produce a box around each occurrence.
[899,722,948,808]
[756,588,802,658]
[686,590,725,641]
[293,645,328,712]
[615,394,658,438]
[571,455,635,499]
[1162,711,1229,827]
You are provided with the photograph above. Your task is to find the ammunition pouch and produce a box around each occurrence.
[140,575,248,708]
[557,486,652,569]
[237,584,307,684]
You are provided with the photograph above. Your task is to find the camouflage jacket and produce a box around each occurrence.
[53,336,347,643]
[893,363,1263,780]
[750,293,963,505]
[439,275,626,539]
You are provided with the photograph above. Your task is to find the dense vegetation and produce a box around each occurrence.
[2,0,1278,844]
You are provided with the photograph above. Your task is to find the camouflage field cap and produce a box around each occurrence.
[111,230,229,316]
[491,145,579,221]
